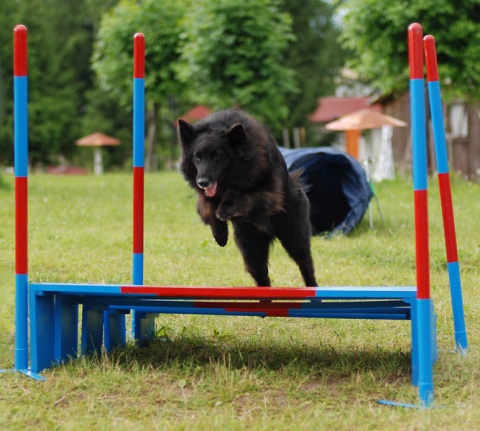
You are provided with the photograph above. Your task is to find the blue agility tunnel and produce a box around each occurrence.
[279,147,372,235]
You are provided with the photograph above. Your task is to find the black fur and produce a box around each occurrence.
[178,109,317,287]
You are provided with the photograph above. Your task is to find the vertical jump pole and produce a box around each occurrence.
[132,33,150,339]
[423,35,468,353]
[132,33,145,287]
[13,25,29,373]
[408,23,434,407]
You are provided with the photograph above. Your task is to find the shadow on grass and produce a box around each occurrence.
[100,332,412,380]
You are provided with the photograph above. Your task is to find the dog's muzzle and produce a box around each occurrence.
[197,178,218,197]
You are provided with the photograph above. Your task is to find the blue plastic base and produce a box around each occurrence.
[378,399,443,409]
[25,282,439,407]
[0,368,46,381]
[378,400,418,409]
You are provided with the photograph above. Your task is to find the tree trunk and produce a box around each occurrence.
[145,102,160,171]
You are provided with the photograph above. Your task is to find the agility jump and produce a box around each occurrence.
[5,23,467,408]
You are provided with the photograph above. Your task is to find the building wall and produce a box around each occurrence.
[382,93,480,180]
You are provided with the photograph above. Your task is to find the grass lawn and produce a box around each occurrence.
[0,171,479,430]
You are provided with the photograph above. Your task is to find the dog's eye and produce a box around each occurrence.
[193,153,201,164]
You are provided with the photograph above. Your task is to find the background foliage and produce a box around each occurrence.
[281,0,345,128]
[2,0,480,170]
[340,0,480,100]
[92,0,188,170]
[177,0,297,130]
[0,0,344,169]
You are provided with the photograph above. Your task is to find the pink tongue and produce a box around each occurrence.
[205,182,217,197]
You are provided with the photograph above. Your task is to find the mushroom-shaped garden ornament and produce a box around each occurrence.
[76,132,120,175]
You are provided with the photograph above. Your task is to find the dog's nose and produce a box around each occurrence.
[197,178,210,188]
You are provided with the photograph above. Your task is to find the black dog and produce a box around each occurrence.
[178,109,317,287]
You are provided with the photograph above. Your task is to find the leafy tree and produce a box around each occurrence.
[177,0,298,131]
[0,1,18,166]
[92,0,187,170]
[281,0,346,128]
[340,0,480,101]
[0,0,117,167]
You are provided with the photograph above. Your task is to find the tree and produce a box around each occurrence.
[0,0,116,167]
[177,0,298,132]
[340,0,480,101]
[92,0,187,170]
[0,1,17,166]
[281,0,346,129]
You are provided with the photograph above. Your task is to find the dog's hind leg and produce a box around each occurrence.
[274,210,318,287]
[232,221,272,286]
[280,236,317,287]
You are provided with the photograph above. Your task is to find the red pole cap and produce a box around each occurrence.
[133,33,145,78]
[423,35,439,82]
[408,23,423,79]
[14,25,28,77]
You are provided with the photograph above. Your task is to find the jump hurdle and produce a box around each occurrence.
[4,23,467,408]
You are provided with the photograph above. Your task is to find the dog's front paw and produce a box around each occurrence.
[216,202,242,221]
[216,209,231,221]
[216,206,233,221]
[215,232,228,247]
[212,220,228,247]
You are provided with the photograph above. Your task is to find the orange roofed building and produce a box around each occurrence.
[309,96,381,124]
[179,105,212,124]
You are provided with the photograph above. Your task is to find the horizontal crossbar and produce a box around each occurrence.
[30,283,417,301]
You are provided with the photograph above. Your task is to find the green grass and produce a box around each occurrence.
[1,171,480,430]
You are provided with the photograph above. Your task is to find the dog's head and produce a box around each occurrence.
[178,119,249,198]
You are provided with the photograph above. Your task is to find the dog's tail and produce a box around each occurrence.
[289,169,311,194]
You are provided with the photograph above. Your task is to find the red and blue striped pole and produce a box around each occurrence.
[424,35,467,352]
[408,23,434,407]
[13,25,29,372]
[132,33,145,336]
[132,33,145,285]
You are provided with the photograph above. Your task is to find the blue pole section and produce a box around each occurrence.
[14,77,28,178]
[427,82,449,173]
[15,274,28,370]
[410,79,427,192]
[447,262,467,351]
[133,252,144,286]
[133,78,145,170]
[417,298,434,407]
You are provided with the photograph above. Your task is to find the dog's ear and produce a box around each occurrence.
[227,123,250,159]
[227,123,247,144]
[227,123,253,160]
[178,119,196,147]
